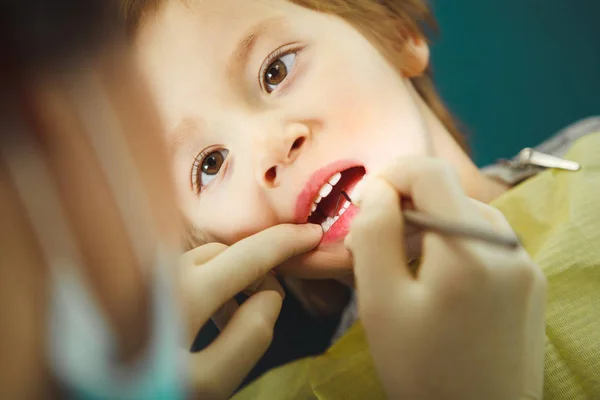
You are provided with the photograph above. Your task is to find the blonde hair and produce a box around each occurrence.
[122,0,467,151]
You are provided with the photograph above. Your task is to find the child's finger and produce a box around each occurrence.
[348,178,412,309]
[187,223,322,323]
[191,290,283,399]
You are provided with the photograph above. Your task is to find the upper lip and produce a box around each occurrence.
[294,159,361,223]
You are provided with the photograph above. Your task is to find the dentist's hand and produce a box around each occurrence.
[346,158,546,400]
[179,223,322,400]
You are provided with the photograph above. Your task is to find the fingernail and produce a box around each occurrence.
[308,223,324,234]
[350,175,368,205]
[344,233,353,249]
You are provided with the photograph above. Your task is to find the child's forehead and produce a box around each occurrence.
[145,0,297,35]
[134,0,319,133]
[135,0,306,89]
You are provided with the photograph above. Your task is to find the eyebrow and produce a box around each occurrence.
[169,17,286,153]
[228,16,286,84]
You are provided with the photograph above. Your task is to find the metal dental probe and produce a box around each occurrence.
[334,190,520,249]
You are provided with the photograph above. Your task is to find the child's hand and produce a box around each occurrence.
[179,223,322,399]
[346,158,546,400]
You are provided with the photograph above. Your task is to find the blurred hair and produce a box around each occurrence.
[0,0,121,76]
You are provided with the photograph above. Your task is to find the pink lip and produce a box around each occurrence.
[294,159,361,223]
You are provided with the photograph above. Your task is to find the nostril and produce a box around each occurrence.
[291,137,305,150]
[265,166,277,183]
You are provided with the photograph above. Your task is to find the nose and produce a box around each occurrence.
[257,122,309,188]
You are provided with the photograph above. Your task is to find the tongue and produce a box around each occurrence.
[313,167,365,222]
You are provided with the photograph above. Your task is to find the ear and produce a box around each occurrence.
[400,35,430,77]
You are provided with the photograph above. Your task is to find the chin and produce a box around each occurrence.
[276,240,354,280]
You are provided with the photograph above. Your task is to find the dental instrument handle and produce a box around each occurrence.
[339,191,520,250]
[402,209,520,249]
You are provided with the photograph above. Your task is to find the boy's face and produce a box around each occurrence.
[135,0,432,278]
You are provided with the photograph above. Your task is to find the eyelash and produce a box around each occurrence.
[190,146,225,195]
[259,44,303,93]
[190,46,302,194]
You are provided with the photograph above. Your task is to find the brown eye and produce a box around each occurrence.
[262,52,296,93]
[193,148,229,191]
[202,151,224,175]
[265,60,287,86]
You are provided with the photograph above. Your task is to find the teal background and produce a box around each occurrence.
[429,0,599,166]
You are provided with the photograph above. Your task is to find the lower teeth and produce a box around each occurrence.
[321,205,349,232]
[317,174,366,232]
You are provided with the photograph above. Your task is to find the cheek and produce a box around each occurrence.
[170,156,266,244]
[319,73,429,162]
[312,46,425,136]
[189,186,278,245]
[361,104,430,174]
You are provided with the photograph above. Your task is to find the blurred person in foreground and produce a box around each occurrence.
[0,1,307,398]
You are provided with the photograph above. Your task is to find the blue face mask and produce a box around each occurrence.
[48,248,189,400]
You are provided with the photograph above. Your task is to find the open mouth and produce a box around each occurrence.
[307,166,366,231]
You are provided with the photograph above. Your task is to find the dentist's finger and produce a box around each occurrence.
[210,299,239,333]
[243,273,285,299]
[180,243,232,337]
[180,242,228,269]
[469,199,519,236]
[374,158,494,277]
[185,223,322,323]
[376,157,483,224]
[191,290,283,400]
[349,178,413,307]
[212,274,284,335]
[182,243,282,335]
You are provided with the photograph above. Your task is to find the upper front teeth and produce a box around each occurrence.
[309,172,346,231]
[308,171,360,232]
[312,172,342,206]
[319,183,333,198]
[329,172,341,186]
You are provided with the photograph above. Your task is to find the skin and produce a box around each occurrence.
[348,161,545,399]
[0,2,544,398]
[134,0,508,280]
[0,45,322,399]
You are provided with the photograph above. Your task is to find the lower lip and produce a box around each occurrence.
[320,203,359,244]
